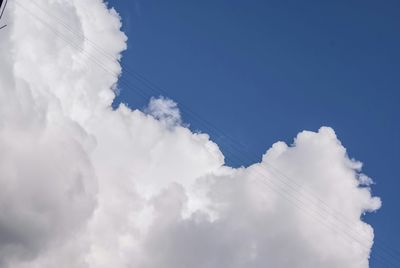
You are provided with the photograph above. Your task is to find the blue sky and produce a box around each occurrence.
[109,0,400,265]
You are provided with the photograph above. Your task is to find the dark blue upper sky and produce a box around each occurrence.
[109,0,400,266]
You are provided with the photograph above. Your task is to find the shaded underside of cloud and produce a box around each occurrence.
[0,1,380,268]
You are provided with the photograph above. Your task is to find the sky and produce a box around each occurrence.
[0,0,398,267]
[109,0,400,266]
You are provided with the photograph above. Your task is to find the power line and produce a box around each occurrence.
[0,0,7,29]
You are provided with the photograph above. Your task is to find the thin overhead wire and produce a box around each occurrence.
[0,0,7,29]
[0,0,7,19]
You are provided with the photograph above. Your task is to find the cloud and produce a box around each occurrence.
[145,96,183,128]
[0,0,380,268]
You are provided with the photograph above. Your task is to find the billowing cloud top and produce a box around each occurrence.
[0,1,381,268]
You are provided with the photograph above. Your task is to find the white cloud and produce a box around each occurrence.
[0,0,380,268]
[145,96,183,128]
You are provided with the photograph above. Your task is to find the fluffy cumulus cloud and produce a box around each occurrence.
[0,0,381,267]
